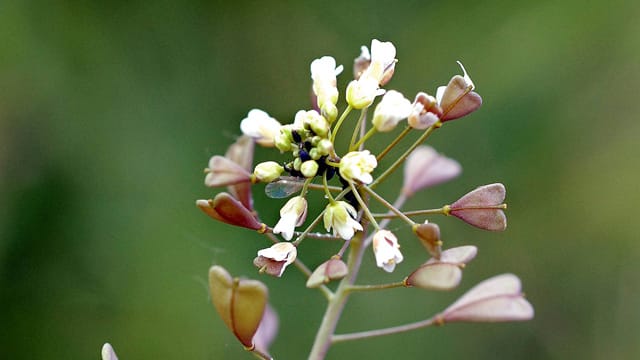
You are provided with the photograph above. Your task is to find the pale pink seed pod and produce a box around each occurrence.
[405,246,477,290]
[306,257,349,288]
[204,155,252,188]
[450,183,507,231]
[225,135,255,210]
[402,146,462,196]
[439,273,534,323]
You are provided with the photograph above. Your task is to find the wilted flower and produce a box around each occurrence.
[323,201,363,240]
[449,183,507,231]
[413,221,443,259]
[196,193,264,231]
[208,265,269,348]
[306,257,349,288]
[339,150,377,184]
[253,161,284,183]
[205,155,252,188]
[101,343,118,360]
[402,146,461,196]
[436,61,482,121]
[372,90,413,132]
[311,56,343,122]
[372,230,403,272]
[273,196,307,241]
[254,242,298,277]
[438,273,534,323]
[240,109,282,147]
[408,92,443,130]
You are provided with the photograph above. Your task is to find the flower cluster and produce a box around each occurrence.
[193,39,531,360]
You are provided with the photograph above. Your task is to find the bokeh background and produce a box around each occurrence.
[2,0,639,358]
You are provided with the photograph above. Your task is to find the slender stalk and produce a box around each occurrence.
[345,281,406,293]
[349,108,368,150]
[364,193,407,248]
[376,126,411,161]
[349,182,379,230]
[371,206,448,219]
[350,127,377,151]
[360,185,414,226]
[330,105,353,143]
[265,232,333,300]
[248,347,274,360]
[369,121,441,189]
[331,316,438,343]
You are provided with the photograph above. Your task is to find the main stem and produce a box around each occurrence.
[308,231,367,359]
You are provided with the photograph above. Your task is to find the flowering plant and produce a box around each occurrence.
[99,39,534,360]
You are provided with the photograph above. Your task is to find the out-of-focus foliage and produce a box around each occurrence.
[1,0,639,358]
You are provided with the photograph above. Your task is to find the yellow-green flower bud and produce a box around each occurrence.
[253,161,283,183]
[309,148,321,160]
[308,113,330,137]
[317,139,333,155]
[275,131,293,152]
[293,157,302,171]
[321,103,338,123]
[301,160,319,177]
[346,77,380,109]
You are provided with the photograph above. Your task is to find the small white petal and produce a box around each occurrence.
[101,343,118,360]
[456,61,475,90]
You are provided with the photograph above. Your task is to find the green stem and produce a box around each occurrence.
[308,232,368,360]
[265,232,333,300]
[331,316,438,344]
[350,127,377,152]
[371,207,448,219]
[360,185,415,226]
[248,347,274,360]
[349,108,368,150]
[330,105,353,143]
[369,121,441,189]
[376,126,411,161]
[349,182,379,230]
[345,281,406,293]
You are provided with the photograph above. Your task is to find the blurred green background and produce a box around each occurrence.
[2,0,639,358]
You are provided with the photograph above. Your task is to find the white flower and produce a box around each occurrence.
[339,150,377,184]
[372,90,413,132]
[346,39,396,109]
[311,56,343,120]
[372,230,403,272]
[367,39,396,84]
[240,109,282,147]
[254,242,297,277]
[323,201,363,240]
[273,196,307,240]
